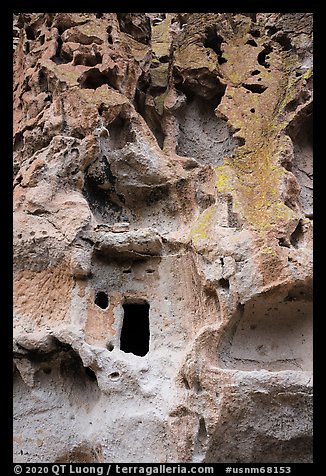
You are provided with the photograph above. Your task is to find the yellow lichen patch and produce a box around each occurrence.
[231,141,293,234]
[214,164,234,193]
[260,245,278,257]
[14,262,74,325]
[213,135,295,236]
[211,31,303,240]
[190,206,215,243]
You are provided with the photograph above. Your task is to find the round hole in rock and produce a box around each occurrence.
[94,291,109,309]
[219,278,230,290]
[106,342,114,351]
[250,108,256,113]
[109,371,120,381]
[250,29,261,38]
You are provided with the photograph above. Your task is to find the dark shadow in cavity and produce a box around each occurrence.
[120,301,150,357]
[107,115,135,149]
[290,220,305,249]
[246,39,258,47]
[73,51,102,67]
[203,26,227,64]
[243,83,267,94]
[51,36,71,64]
[78,68,115,89]
[94,291,109,309]
[273,33,292,51]
[257,45,272,68]
[286,105,313,215]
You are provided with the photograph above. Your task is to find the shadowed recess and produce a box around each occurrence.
[120,302,150,357]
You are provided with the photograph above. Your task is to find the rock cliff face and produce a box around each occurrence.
[13,13,313,463]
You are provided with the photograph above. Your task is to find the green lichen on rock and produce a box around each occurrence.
[189,206,215,243]
[150,64,170,90]
[274,61,313,131]
[228,140,296,235]
[151,14,172,59]
[212,29,306,237]
[260,244,278,257]
[214,164,234,193]
[171,13,311,247]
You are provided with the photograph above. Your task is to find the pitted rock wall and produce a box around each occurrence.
[13,12,313,463]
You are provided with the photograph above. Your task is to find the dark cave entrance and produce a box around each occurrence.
[120,302,150,357]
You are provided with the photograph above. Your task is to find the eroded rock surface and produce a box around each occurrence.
[13,12,313,463]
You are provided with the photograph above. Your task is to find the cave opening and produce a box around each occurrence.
[120,302,150,357]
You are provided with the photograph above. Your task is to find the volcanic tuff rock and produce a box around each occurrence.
[13,13,313,463]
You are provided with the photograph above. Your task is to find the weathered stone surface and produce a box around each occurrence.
[13,12,313,463]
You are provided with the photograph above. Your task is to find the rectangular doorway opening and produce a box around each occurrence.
[120,301,150,357]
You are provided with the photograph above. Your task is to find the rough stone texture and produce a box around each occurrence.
[13,13,313,463]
